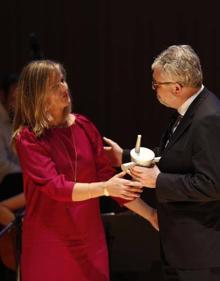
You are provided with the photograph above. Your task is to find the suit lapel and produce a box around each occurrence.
[161,88,209,155]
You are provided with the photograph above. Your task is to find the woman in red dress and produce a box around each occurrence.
[12,60,158,281]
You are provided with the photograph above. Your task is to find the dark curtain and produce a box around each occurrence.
[1,0,220,149]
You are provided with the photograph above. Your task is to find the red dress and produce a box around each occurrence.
[16,114,117,281]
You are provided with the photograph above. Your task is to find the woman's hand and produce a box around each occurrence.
[148,208,159,231]
[105,171,143,200]
[124,198,159,231]
[0,204,15,226]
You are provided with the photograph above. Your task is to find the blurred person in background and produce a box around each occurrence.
[0,74,25,281]
[0,74,24,202]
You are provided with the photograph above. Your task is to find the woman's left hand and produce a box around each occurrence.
[0,204,15,226]
[148,208,159,231]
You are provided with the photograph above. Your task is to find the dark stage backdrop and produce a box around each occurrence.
[1,0,220,149]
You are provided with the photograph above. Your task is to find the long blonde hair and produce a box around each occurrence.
[12,60,69,142]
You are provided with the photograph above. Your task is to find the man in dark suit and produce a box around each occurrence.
[104,45,220,281]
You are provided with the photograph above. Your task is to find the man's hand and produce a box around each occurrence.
[103,137,123,167]
[130,165,161,188]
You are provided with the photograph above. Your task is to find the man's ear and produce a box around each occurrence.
[173,83,182,96]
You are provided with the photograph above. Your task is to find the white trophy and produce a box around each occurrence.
[121,134,161,172]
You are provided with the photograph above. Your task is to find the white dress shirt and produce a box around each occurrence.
[178,85,204,116]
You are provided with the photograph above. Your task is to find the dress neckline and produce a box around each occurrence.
[51,114,76,130]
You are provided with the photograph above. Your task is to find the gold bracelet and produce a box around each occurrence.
[87,183,92,199]
[103,183,110,196]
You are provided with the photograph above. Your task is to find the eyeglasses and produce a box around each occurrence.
[152,80,182,90]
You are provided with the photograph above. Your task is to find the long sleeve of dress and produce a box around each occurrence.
[76,115,128,205]
[16,128,73,202]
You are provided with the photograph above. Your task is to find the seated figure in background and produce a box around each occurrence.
[0,74,25,281]
[0,73,25,221]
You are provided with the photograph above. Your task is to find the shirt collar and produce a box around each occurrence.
[177,85,204,116]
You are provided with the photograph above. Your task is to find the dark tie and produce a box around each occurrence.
[160,113,183,151]
[170,114,183,134]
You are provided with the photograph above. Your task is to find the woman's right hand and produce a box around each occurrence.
[105,171,143,200]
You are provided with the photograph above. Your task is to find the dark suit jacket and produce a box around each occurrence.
[156,87,220,268]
